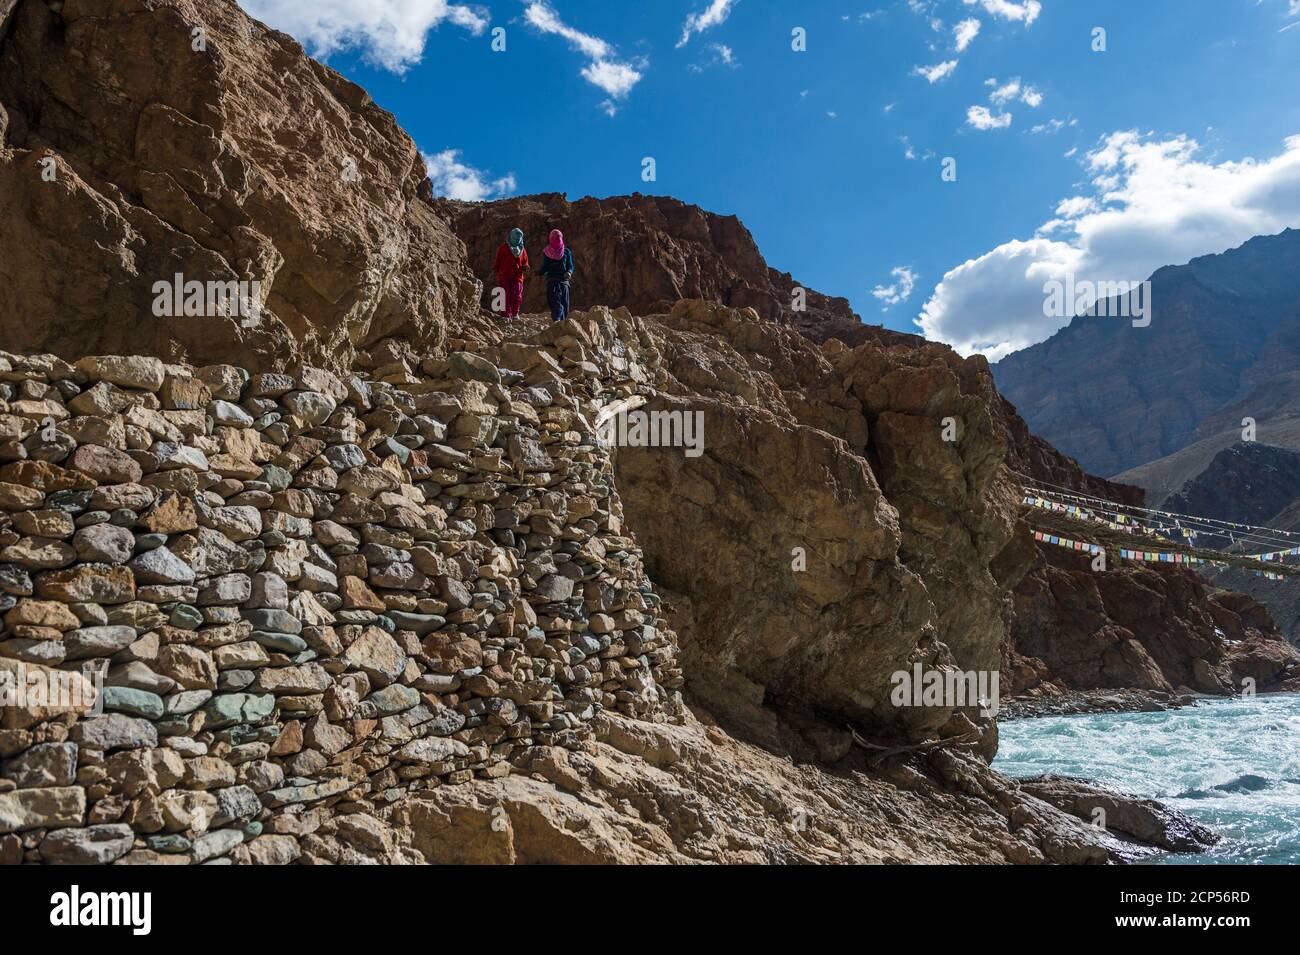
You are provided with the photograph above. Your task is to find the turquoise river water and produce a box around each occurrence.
[993,693,1300,864]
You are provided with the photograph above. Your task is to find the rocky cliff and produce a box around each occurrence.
[1202,565,1300,646]
[429,191,906,348]
[0,339,1192,865]
[0,0,477,371]
[1005,542,1300,699]
[487,303,1027,746]
[999,438,1300,705]
[0,0,1223,864]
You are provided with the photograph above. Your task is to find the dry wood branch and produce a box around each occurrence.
[848,726,980,768]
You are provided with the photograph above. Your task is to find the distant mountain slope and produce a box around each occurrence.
[994,229,1300,478]
[1265,498,1300,535]
[1112,417,1300,506]
[1163,442,1300,529]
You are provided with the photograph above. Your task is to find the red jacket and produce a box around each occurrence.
[493,243,529,284]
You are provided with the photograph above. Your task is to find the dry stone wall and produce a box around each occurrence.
[0,348,682,864]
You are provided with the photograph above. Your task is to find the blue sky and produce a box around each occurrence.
[240,0,1300,359]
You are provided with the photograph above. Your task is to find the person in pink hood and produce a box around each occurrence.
[535,229,575,321]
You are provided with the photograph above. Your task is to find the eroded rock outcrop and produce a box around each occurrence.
[429,191,901,347]
[0,0,477,371]
[479,302,1025,746]
[1005,541,1300,698]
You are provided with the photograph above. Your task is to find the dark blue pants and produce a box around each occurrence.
[547,281,570,322]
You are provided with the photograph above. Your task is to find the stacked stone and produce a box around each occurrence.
[0,348,681,864]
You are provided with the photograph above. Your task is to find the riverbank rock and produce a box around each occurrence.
[999,688,1195,720]
[1005,541,1300,698]
[1019,774,1220,856]
[387,708,1173,864]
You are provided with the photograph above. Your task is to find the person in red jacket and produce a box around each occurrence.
[492,228,529,318]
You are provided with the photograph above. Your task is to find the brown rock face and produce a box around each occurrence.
[0,0,476,371]
[489,302,1025,743]
[389,710,1166,864]
[430,191,892,346]
[1005,542,1300,696]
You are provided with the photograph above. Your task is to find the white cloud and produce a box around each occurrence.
[239,0,488,73]
[954,17,981,51]
[913,59,958,82]
[917,132,1300,361]
[898,136,935,162]
[423,149,516,201]
[872,267,918,308]
[967,105,1012,129]
[688,43,738,72]
[961,0,1042,26]
[523,0,608,57]
[987,76,1042,106]
[1030,116,1075,134]
[678,0,740,47]
[1053,195,1098,218]
[581,60,641,97]
[523,1,643,110]
[974,77,1042,128]
[988,78,1021,104]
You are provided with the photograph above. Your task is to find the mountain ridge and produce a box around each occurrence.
[995,228,1300,479]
